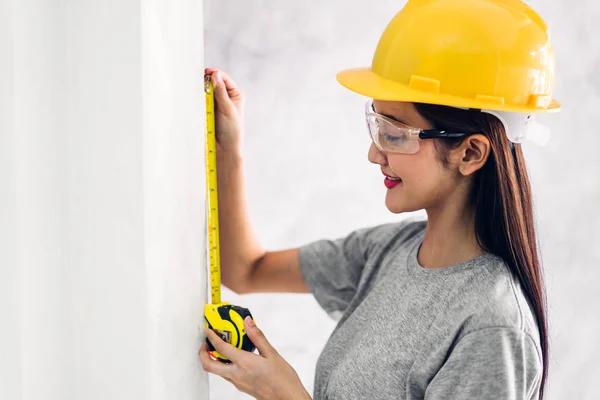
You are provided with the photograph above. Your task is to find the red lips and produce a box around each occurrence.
[381,170,401,180]
[381,170,402,189]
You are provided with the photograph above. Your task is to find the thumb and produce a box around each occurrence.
[244,316,275,357]
[211,72,235,112]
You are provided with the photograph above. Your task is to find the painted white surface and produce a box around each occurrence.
[204,0,600,399]
[1,0,209,399]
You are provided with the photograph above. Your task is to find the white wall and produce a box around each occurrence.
[1,0,209,399]
[204,0,600,399]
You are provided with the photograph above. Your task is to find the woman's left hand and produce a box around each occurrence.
[199,316,311,400]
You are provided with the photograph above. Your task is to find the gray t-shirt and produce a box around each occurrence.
[298,218,543,400]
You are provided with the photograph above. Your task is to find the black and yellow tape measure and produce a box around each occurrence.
[203,73,256,363]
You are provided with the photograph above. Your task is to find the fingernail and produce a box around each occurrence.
[214,71,222,84]
[245,316,255,328]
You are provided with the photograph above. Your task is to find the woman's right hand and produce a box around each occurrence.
[205,68,245,154]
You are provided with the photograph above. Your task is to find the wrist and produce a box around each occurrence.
[216,148,243,167]
[286,386,311,400]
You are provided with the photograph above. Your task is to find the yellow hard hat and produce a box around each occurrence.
[337,0,561,114]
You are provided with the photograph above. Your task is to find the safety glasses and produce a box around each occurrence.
[364,100,472,154]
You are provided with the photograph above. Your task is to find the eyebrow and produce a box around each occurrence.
[371,103,411,125]
[375,109,410,125]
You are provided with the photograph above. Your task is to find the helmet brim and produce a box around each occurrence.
[336,67,561,113]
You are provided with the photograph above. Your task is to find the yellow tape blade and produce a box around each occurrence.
[205,74,220,305]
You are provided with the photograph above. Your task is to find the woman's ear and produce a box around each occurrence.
[454,134,491,176]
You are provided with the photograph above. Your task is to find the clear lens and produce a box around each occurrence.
[366,114,420,154]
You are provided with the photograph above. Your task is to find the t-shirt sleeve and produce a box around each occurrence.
[297,225,382,319]
[424,327,543,400]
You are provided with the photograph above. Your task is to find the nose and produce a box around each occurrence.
[368,142,387,166]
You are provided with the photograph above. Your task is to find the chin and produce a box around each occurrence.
[386,206,405,214]
[385,192,422,214]
[385,197,408,214]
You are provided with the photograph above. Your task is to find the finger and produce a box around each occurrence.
[205,67,224,73]
[217,71,240,92]
[212,71,243,100]
[199,341,235,377]
[205,68,236,86]
[211,72,236,108]
[205,68,218,78]
[244,316,276,357]
[204,328,242,362]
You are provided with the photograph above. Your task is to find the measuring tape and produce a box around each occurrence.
[203,73,256,363]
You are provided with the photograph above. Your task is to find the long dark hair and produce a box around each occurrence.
[414,103,549,399]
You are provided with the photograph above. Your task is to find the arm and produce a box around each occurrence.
[206,68,309,295]
[209,68,389,299]
[217,150,309,295]
[424,327,543,400]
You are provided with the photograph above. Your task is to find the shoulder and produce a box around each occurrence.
[445,255,541,350]
[360,215,427,253]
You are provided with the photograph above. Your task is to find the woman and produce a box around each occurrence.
[199,0,560,399]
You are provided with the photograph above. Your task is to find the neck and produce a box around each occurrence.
[419,198,485,269]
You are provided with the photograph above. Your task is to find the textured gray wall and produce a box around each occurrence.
[204,1,600,399]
